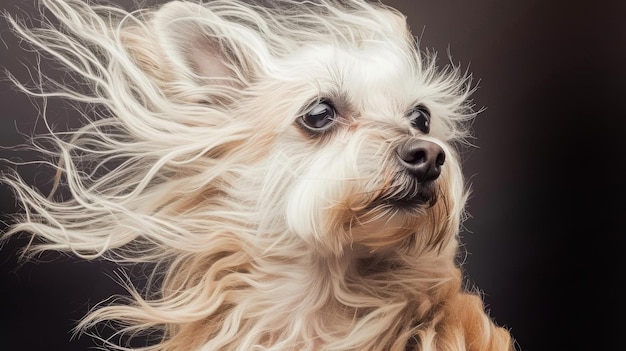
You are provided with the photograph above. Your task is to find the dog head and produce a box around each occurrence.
[131,0,475,257]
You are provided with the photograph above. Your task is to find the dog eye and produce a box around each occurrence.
[408,105,431,134]
[299,101,336,131]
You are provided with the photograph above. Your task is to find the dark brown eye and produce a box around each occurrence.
[299,101,336,131]
[408,105,430,134]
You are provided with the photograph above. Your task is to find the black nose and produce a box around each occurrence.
[396,139,445,182]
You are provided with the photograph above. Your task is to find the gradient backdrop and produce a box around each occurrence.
[1,0,624,350]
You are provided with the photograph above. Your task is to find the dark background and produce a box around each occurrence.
[1,0,624,350]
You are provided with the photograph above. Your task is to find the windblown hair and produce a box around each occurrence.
[1,0,515,350]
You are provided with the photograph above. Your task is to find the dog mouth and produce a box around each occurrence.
[375,175,439,210]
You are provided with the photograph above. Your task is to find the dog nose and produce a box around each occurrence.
[396,139,445,182]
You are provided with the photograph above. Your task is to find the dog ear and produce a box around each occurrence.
[153,1,259,86]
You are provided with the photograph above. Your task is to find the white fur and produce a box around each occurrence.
[1,0,514,350]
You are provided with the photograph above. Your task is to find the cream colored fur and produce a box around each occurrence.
[1,0,515,350]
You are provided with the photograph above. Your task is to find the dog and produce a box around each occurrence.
[1,0,515,350]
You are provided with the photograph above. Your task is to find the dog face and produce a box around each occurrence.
[259,55,465,255]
